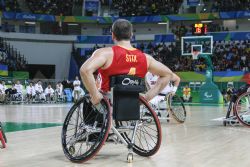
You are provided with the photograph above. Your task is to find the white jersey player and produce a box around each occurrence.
[145,72,180,107]
[15,80,23,94]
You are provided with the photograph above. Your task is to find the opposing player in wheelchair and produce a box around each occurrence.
[61,19,178,163]
[145,72,186,123]
[223,81,250,127]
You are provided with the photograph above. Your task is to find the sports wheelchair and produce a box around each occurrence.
[61,75,162,163]
[223,86,250,127]
[149,93,186,123]
[4,93,23,104]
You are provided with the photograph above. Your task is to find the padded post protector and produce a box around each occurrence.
[110,75,145,121]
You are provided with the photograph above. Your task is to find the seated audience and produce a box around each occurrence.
[26,82,36,102]
[0,81,7,102]
[55,82,64,99]
[35,80,45,100]
[45,84,54,101]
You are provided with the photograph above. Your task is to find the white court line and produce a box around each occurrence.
[22,104,72,108]
[210,117,225,121]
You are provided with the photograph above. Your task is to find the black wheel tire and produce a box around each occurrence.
[61,96,111,163]
[234,92,250,127]
[168,94,186,123]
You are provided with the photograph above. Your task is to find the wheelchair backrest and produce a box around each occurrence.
[110,75,145,121]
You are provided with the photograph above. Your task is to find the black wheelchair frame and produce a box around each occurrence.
[223,86,250,127]
[61,75,162,163]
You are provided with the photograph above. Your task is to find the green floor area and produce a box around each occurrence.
[183,103,225,106]
[2,122,62,133]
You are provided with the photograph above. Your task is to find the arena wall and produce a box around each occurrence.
[0,32,75,80]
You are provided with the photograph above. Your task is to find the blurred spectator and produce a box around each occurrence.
[55,82,63,98]
[26,82,35,102]
[45,84,54,101]
[183,85,191,102]
[35,80,46,100]
[0,81,7,102]
[14,80,23,94]
[72,76,85,102]
[62,79,73,89]
[5,83,17,96]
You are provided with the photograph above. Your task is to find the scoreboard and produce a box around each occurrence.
[192,23,208,35]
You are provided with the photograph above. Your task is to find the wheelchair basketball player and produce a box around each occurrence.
[80,19,178,105]
[145,72,180,118]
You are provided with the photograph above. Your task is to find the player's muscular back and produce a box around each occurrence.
[98,45,148,92]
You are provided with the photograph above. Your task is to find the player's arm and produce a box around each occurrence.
[80,48,111,105]
[170,73,181,94]
[144,73,151,91]
[172,73,180,87]
[145,54,174,101]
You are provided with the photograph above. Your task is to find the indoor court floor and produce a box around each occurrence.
[1,103,250,167]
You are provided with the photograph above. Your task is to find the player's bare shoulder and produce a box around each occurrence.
[93,47,113,58]
[91,47,114,69]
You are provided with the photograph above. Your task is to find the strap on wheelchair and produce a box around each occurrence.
[110,75,145,121]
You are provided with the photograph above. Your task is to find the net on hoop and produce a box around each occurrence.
[192,51,200,60]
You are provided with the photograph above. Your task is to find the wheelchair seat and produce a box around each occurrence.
[110,75,145,121]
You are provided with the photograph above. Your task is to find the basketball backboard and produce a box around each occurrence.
[181,36,213,56]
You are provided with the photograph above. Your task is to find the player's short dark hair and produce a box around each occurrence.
[111,19,133,41]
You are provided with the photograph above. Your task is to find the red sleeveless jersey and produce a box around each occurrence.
[99,45,147,92]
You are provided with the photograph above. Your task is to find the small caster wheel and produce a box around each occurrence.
[223,120,227,126]
[69,145,75,155]
[157,112,161,118]
[127,153,133,163]
[167,114,170,123]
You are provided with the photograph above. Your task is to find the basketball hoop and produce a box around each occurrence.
[192,51,200,60]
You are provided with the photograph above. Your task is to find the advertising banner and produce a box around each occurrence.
[3,12,55,22]
[187,0,200,6]
[0,64,8,76]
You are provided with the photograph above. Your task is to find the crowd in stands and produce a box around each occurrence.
[212,40,250,71]
[0,76,85,104]
[0,39,27,71]
[0,0,21,12]
[26,0,73,15]
[84,41,250,73]
[111,0,183,16]
[167,40,250,72]
[211,0,250,12]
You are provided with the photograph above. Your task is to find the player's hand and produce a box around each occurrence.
[169,91,176,97]
[90,92,103,105]
[170,86,178,96]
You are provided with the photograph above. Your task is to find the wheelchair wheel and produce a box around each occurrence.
[61,96,111,162]
[167,94,186,123]
[233,92,250,127]
[115,96,162,157]
[0,122,7,143]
